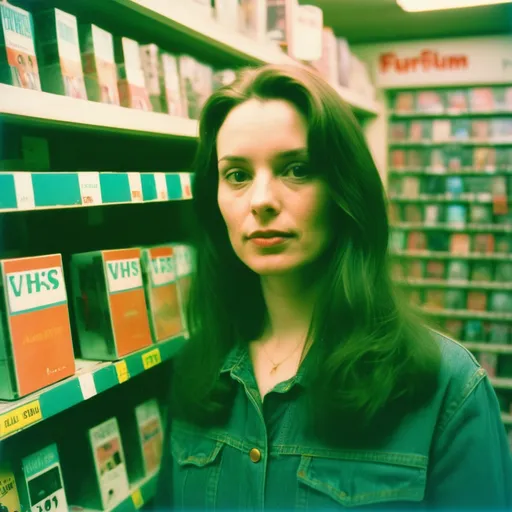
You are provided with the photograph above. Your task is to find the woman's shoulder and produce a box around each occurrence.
[429,329,487,430]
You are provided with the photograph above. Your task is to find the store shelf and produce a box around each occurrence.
[389,140,512,148]
[390,110,512,119]
[105,0,294,67]
[465,342,512,354]
[388,168,512,176]
[490,377,512,390]
[0,171,192,212]
[391,222,512,233]
[333,85,381,117]
[396,279,512,291]
[389,250,512,262]
[502,413,512,425]
[421,308,512,321]
[69,471,159,512]
[389,194,505,204]
[0,334,187,441]
[0,84,198,138]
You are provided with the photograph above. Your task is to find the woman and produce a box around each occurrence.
[156,64,512,509]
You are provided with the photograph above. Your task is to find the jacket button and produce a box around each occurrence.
[249,448,261,463]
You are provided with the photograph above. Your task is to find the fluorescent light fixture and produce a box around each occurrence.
[397,0,512,12]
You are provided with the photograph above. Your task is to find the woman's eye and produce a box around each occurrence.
[284,163,311,179]
[225,169,249,184]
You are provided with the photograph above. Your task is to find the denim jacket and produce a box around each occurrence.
[155,332,512,509]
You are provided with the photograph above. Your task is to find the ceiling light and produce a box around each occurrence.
[397,0,512,12]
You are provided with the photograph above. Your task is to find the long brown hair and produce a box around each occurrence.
[171,64,440,447]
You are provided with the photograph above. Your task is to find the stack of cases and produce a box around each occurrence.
[0,2,41,90]
[387,85,512,440]
[139,45,185,116]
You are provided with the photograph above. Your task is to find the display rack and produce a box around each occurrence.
[0,0,383,510]
[386,85,512,432]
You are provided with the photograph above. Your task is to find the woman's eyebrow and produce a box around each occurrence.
[218,148,308,164]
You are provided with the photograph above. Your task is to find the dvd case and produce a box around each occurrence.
[447,260,469,281]
[115,37,151,111]
[469,88,495,112]
[0,3,41,90]
[467,291,487,311]
[79,24,119,105]
[19,444,67,512]
[34,8,87,99]
[393,91,415,113]
[70,248,153,360]
[0,254,75,399]
[446,89,468,114]
[416,90,444,114]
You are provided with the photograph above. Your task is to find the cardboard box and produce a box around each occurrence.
[0,3,41,90]
[19,444,67,512]
[71,248,152,360]
[0,254,75,399]
[141,246,183,343]
[79,24,119,105]
[115,37,151,111]
[34,9,87,99]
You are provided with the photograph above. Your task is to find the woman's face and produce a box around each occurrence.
[217,99,332,276]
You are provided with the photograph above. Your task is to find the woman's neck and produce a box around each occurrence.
[260,270,322,346]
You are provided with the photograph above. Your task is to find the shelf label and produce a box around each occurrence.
[131,489,144,509]
[154,173,168,201]
[79,373,97,400]
[180,173,192,199]
[14,172,35,210]
[142,348,161,370]
[0,400,42,438]
[78,172,102,206]
[128,172,143,202]
[115,361,130,383]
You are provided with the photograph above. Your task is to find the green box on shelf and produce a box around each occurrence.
[18,443,68,512]
[62,417,130,511]
[118,398,164,485]
[0,254,75,400]
[70,248,153,361]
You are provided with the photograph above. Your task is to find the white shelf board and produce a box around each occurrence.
[0,84,198,138]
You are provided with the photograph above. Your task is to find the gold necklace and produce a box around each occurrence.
[261,337,306,375]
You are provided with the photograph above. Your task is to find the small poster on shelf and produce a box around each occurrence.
[417,90,444,114]
[393,91,415,113]
[446,89,468,114]
[469,88,495,112]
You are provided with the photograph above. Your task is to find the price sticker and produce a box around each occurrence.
[179,173,192,199]
[115,361,130,383]
[78,172,102,206]
[0,400,42,438]
[142,348,162,370]
[131,489,144,510]
[128,172,143,202]
[14,172,35,210]
[154,173,168,201]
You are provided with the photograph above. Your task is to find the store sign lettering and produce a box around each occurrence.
[380,50,469,73]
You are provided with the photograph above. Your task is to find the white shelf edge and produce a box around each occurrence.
[0,84,199,138]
